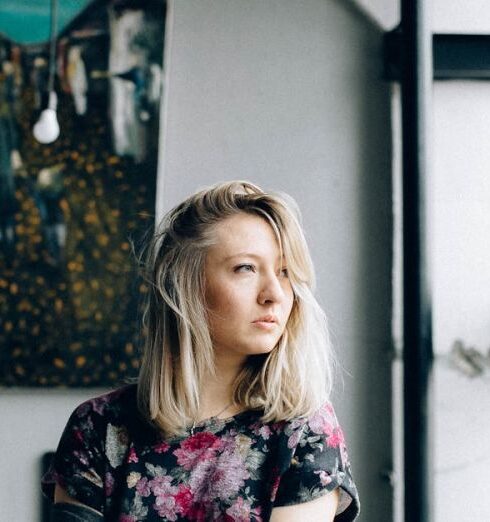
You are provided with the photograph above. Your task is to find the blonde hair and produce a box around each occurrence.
[137,180,334,437]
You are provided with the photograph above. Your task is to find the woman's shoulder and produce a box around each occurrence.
[263,400,336,429]
[258,400,343,450]
[70,383,138,425]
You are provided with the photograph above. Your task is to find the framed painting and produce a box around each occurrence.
[0,0,166,386]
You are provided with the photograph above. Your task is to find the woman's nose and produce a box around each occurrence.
[257,272,285,304]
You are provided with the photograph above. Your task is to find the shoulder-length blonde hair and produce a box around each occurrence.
[137,180,334,437]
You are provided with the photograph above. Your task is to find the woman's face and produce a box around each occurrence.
[204,212,294,363]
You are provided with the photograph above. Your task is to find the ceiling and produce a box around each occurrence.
[0,0,92,45]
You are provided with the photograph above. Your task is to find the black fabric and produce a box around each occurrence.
[50,502,103,522]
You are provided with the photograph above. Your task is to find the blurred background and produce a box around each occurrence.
[0,1,489,521]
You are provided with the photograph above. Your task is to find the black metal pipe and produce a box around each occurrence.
[383,31,490,81]
[400,1,434,521]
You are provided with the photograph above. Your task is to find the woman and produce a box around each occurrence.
[43,181,360,521]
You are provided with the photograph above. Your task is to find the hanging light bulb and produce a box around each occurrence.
[33,91,60,144]
[33,0,60,144]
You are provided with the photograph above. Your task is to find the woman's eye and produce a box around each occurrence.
[234,264,255,273]
[279,267,289,278]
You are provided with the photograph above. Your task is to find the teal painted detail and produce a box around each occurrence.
[0,0,92,44]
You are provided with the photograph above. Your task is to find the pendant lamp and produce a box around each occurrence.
[33,0,60,144]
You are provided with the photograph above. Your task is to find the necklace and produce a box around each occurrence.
[189,401,234,435]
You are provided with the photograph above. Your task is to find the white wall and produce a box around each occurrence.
[351,0,399,29]
[159,1,393,521]
[432,0,490,33]
[0,388,107,520]
[432,81,490,520]
[352,0,490,32]
[432,82,490,356]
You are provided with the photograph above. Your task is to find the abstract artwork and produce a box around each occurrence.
[0,0,166,386]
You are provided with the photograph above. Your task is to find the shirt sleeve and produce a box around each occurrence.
[272,401,360,521]
[41,401,106,515]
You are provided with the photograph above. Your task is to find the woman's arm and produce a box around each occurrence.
[269,487,339,522]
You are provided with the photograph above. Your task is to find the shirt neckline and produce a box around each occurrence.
[191,408,249,427]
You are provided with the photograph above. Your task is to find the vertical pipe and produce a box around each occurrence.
[400,1,433,522]
[47,0,58,93]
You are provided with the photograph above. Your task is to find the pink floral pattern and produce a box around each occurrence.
[42,385,359,520]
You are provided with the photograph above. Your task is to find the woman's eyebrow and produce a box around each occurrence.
[223,253,283,263]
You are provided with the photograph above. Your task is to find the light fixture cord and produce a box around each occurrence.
[47,0,58,93]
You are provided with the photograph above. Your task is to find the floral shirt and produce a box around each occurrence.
[42,384,360,521]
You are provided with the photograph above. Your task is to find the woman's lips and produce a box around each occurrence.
[252,320,277,330]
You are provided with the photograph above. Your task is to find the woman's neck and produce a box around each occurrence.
[196,356,245,421]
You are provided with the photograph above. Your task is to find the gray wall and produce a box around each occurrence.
[158,1,393,520]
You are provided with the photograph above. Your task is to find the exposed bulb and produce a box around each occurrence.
[33,91,60,144]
